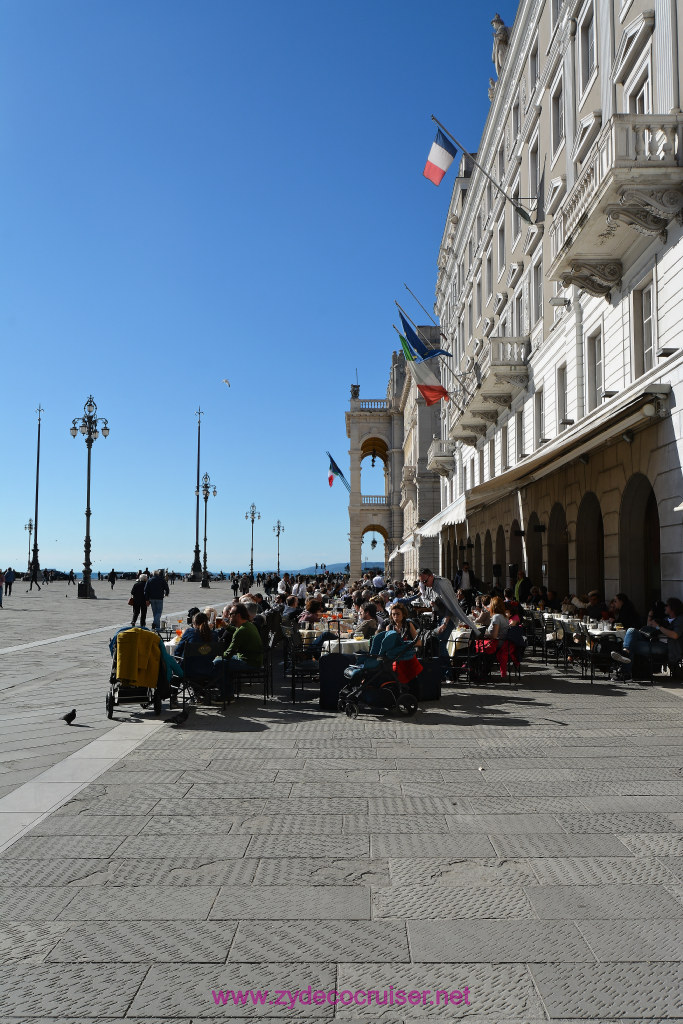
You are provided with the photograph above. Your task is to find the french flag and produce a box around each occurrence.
[423,129,458,186]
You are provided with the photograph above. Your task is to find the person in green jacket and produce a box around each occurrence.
[216,603,263,701]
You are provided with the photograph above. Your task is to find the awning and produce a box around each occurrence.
[398,535,416,553]
[416,496,467,537]
[388,546,400,562]
[465,381,670,514]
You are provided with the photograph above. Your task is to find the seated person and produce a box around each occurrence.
[203,606,218,627]
[298,598,324,626]
[281,595,300,623]
[374,597,390,629]
[545,588,562,612]
[472,595,491,629]
[610,592,641,630]
[612,597,683,679]
[475,596,515,678]
[216,605,235,643]
[175,611,218,657]
[355,601,379,638]
[216,603,264,699]
[584,590,607,620]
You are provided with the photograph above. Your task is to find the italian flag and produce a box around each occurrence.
[399,335,449,405]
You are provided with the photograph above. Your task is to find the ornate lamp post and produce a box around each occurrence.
[245,504,260,582]
[30,405,43,577]
[24,519,33,573]
[273,520,284,575]
[190,408,203,580]
[196,472,217,588]
[70,396,110,599]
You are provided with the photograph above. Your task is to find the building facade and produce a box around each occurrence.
[351,0,683,610]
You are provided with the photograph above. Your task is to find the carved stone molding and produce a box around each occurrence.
[494,371,529,388]
[481,393,512,408]
[464,423,488,438]
[507,261,524,288]
[493,291,508,315]
[620,187,683,222]
[472,408,499,424]
[605,203,668,240]
[483,316,495,337]
[560,259,622,298]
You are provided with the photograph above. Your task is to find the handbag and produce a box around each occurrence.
[127,597,134,606]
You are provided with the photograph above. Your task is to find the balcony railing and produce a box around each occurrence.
[446,337,530,443]
[361,495,388,505]
[427,438,455,477]
[549,114,683,274]
[359,399,387,410]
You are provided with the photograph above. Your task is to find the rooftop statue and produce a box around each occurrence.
[491,13,510,77]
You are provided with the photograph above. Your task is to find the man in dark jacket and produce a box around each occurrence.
[130,574,148,628]
[454,562,479,612]
[144,570,169,632]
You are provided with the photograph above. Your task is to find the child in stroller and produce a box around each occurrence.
[337,629,420,719]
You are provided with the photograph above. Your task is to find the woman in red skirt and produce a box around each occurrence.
[388,603,423,684]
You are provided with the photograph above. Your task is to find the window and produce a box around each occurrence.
[485,249,493,299]
[626,55,652,115]
[516,409,525,459]
[529,137,539,201]
[470,457,475,488]
[557,364,568,430]
[587,328,603,411]
[463,462,467,492]
[552,76,565,154]
[468,239,473,269]
[475,275,482,322]
[501,424,509,469]
[534,388,545,448]
[476,212,482,244]
[533,259,543,325]
[515,292,523,335]
[488,438,495,477]
[552,0,563,25]
[580,5,596,92]
[478,449,485,484]
[530,40,539,88]
[498,146,505,181]
[512,101,520,140]
[634,280,655,376]
[512,179,521,241]
[497,220,506,277]
[467,299,473,340]
[487,182,493,214]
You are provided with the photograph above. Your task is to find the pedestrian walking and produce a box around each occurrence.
[144,569,169,632]
[107,569,116,590]
[4,568,15,596]
[27,565,42,591]
[0,569,4,608]
[68,569,76,585]
[130,574,148,628]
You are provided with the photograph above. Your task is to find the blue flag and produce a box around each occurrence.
[398,312,451,360]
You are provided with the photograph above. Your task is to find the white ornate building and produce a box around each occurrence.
[351,0,683,610]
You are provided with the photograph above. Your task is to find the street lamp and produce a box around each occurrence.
[24,519,33,573]
[245,504,260,582]
[190,408,203,580]
[31,405,43,577]
[70,395,110,599]
[195,472,217,588]
[273,520,284,575]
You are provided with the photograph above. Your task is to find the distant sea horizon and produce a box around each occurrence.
[28,561,386,579]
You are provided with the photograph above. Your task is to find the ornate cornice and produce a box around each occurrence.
[560,259,622,299]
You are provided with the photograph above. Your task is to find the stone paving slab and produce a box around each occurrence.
[229,921,409,963]
[0,961,149,1017]
[0,921,72,962]
[29,812,151,835]
[370,834,496,858]
[115,834,251,858]
[552,811,678,833]
[529,963,683,1019]
[57,884,220,921]
[129,963,336,1017]
[527,855,680,886]
[252,857,390,887]
[407,919,596,962]
[46,919,237,962]
[523,882,683,919]
[488,832,634,858]
[373,884,536,920]
[619,832,683,856]
[575,917,683,960]
[1,834,125,859]
[209,885,370,920]
[0,855,260,887]
[247,835,370,858]
[388,857,538,888]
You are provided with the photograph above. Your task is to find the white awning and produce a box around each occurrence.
[388,546,400,561]
[416,496,467,537]
[398,535,416,553]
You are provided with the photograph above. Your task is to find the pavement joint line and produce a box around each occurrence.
[0,716,165,854]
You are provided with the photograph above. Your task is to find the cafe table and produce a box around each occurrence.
[321,636,371,656]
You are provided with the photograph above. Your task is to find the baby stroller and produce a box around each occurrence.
[338,630,420,719]
[106,627,181,718]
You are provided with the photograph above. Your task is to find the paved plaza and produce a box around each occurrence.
[1,584,683,1022]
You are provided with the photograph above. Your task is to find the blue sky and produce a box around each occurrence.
[1,0,518,573]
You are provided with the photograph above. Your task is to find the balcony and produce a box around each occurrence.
[448,337,530,444]
[361,495,388,506]
[427,438,455,476]
[549,113,683,296]
[359,399,388,410]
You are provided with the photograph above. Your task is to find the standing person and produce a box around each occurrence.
[5,567,15,596]
[67,569,76,586]
[418,567,479,678]
[27,564,42,592]
[130,574,148,628]
[144,569,169,632]
[0,569,4,607]
[454,561,479,612]
[514,569,531,605]
[107,569,116,590]
[239,573,251,596]
[231,576,239,599]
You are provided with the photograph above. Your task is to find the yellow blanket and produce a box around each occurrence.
[116,628,161,688]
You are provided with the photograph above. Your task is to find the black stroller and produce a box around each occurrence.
[337,630,420,719]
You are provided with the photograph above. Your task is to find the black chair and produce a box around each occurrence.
[174,640,227,706]
[280,622,320,702]
[228,633,274,701]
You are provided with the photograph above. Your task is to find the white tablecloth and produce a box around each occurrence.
[446,629,471,656]
[321,638,370,656]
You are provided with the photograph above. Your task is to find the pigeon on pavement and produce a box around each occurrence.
[62,709,77,725]
[165,709,189,726]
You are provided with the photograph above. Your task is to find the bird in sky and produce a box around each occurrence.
[220,379,230,387]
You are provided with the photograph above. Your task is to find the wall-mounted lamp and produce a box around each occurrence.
[578,453,590,465]
[518,452,529,459]
[466,538,474,549]
[602,390,618,399]
[560,418,575,426]
[533,524,546,533]
[540,438,551,444]
[643,403,657,417]
[657,347,677,358]
[549,295,571,307]
[622,430,634,444]
[514,529,525,537]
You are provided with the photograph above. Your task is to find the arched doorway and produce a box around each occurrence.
[548,503,569,598]
[509,519,524,581]
[576,492,604,597]
[361,524,388,574]
[495,525,506,588]
[619,473,661,612]
[484,530,493,587]
[526,512,543,586]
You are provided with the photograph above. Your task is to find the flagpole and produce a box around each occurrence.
[431,114,533,224]
[394,302,474,394]
[404,283,440,329]
[392,324,465,414]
